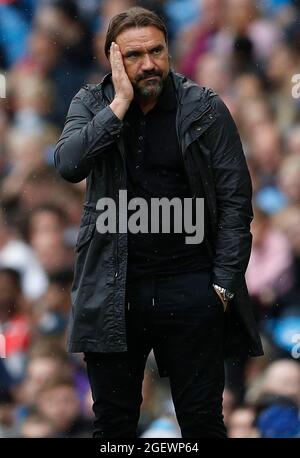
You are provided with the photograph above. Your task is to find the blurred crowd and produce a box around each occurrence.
[0,0,300,439]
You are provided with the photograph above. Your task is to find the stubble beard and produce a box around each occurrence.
[133,73,166,99]
[136,78,164,98]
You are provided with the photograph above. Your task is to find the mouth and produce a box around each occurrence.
[143,76,161,83]
[138,74,161,82]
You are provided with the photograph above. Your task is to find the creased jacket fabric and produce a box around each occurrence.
[54,70,263,366]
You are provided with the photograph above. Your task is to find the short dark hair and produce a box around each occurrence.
[104,7,168,58]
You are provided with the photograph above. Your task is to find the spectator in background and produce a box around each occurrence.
[227,406,260,438]
[256,401,300,438]
[246,207,294,311]
[10,24,86,127]
[0,268,31,384]
[0,208,48,300]
[265,42,300,130]
[286,125,300,156]
[16,338,72,417]
[13,166,75,213]
[34,0,94,70]
[3,128,49,201]
[140,398,181,438]
[0,390,20,438]
[193,52,234,110]
[27,204,74,275]
[213,0,281,69]
[273,205,300,295]
[32,269,73,339]
[249,123,283,187]
[262,0,292,16]
[246,359,300,409]
[258,360,300,406]
[35,377,91,438]
[20,412,56,438]
[0,1,30,68]
[277,154,300,205]
[245,359,300,438]
[175,0,224,78]
[236,95,273,143]
[8,73,56,133]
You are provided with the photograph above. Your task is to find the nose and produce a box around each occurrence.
[141,53,155,71]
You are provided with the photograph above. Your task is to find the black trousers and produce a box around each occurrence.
[84,269,227,438]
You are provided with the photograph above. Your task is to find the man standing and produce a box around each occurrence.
[54,7,263,438]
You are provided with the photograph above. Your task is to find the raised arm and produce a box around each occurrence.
[54,42,133,183]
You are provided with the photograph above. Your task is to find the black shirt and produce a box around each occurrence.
[123,75,212,281]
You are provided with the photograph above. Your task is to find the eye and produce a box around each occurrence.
[152,48,163,55]
[125,52,140,60]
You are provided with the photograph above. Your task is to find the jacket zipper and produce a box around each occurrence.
[100,93,127,281]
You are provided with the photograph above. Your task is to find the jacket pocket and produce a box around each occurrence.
[75,209,98,252]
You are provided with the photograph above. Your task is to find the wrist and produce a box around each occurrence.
[114,95,132,105]
[110,97,131,120]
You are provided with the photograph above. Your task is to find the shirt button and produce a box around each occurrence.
[140,120,146,126]
[138,136,144,141]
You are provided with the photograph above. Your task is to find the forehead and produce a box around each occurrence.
[115,26,166,51]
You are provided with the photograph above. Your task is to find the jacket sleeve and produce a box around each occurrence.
[206,95,253,292]
[54,89,123,183]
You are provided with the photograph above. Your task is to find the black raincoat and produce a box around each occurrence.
[54,71,263,368]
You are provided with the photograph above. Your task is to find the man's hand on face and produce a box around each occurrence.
[109,42,134,120]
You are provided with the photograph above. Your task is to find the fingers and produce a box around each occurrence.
[109,42,133,104]
[110,42,124,74]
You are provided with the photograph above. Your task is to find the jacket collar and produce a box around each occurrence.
[81,70,219,139]
[169,71,219,135]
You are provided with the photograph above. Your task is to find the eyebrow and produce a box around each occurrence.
[124,44,165,58]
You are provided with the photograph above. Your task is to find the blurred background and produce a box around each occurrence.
[0,0,300,439]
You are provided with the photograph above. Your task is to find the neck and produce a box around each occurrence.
[135,95,158,114]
